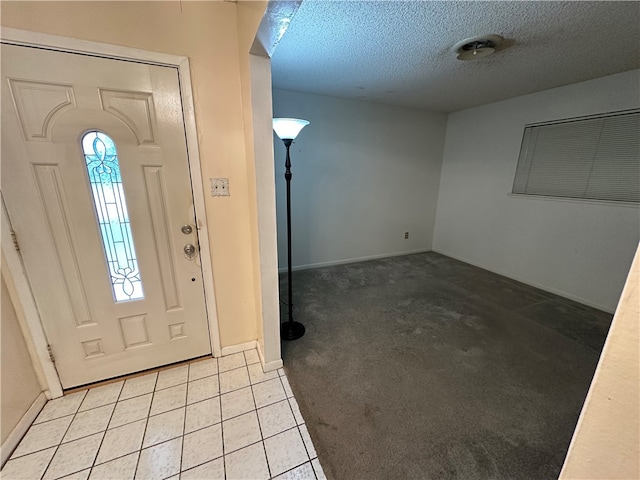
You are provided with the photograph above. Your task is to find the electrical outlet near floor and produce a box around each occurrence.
[211,177,230,196]
[404,232,409,239]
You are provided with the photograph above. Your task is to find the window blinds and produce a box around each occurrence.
[512,110,640,203]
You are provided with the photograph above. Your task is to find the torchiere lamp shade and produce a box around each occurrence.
[273,118,310,141]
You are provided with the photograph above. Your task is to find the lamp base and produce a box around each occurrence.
[281,321,305,341]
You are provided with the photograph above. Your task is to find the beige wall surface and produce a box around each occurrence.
[1,1,266,347]
[1,276,42,444]
[560,244,640,479]
[236,0,269,356]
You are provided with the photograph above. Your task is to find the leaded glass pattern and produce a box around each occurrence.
[81,131,144,302]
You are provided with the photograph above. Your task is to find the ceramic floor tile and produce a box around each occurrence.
[222,411,262,454]
[186,375,219,405]
[220,387,255,420]
[288,397,305,425]
[43,432,103,480]
[272,462,316,480]
[0,447,56,479]
[34,391,87,424]
[219,367,250,394]
[79,382,124,412]
[257,400,296,439]
[243,349,260,365]
[280,375,294,398]
[185,397,221,434]
[135,437,182,480]
[11,415,73,458]
[63,404,114,443]
[119,373,157,401]
[58,469,90,480]
[218,352,246,373]
[181,423,223,471]
[224,442,270,480]
[252,378,287,409]
[155,365,189,391]
[142,407,185,448]
[88,452,139,480]
[180,457,224,480]
[264,428,309,477]
[298,424,317,458]
[247,363,278,385]
[188,358,218,381]
[277,368,285,377]
[312,458,327,480]
[95,419,146,464]
[109,393,152,429]
[149,383,187,416]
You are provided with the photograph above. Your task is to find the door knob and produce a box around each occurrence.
[184,244,196,259]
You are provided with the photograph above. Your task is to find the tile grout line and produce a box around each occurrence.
[37,390,88,480]
[216,364,228,480]
[252,382,272,480]
[83,382,125,479]
[177,362,192,478]
[132,371,159,479]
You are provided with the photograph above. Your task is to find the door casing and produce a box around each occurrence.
[1,27,222,398]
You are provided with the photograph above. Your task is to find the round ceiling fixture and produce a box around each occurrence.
[453,34,504,61]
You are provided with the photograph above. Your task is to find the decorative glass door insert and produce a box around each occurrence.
[81,131,144,301]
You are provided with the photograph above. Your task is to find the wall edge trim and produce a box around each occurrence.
[1,392,47,467]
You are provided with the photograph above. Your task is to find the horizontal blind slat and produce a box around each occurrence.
[512,110,640,203]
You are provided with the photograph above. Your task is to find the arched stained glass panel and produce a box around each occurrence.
[81,131,144,302]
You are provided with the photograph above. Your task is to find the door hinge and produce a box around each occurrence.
[47,344,56,363]
[10,230,19,252]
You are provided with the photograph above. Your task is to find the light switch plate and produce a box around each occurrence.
[211,177,230,196]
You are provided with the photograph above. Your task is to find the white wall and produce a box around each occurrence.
[433,70,640,312]
[272,89,447,270]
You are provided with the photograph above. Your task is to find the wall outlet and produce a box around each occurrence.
[404,232,409,239]
[211,178,230,196]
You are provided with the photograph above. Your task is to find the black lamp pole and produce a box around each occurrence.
[281,138,305,341]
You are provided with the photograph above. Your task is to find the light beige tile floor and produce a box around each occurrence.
[2,349,326,480]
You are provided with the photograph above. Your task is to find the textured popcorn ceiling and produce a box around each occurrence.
[270,1,640,112]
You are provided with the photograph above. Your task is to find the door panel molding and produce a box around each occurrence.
[143,165,181,311]
[33,164,93,327]
[1,28,221,397]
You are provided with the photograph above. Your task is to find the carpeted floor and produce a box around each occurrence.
[280,252,612,480]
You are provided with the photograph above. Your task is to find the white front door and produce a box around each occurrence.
[1,44,212,388]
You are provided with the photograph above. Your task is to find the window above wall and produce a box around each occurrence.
[512,109,640,204]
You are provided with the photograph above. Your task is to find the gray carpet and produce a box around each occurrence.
[280,252,612,480]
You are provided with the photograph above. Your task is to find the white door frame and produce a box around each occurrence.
[0,28,222,397]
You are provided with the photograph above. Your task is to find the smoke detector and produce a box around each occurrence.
[453,34,505,60]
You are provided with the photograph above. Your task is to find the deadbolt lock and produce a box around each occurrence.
[184,244,196,259]
[181,224,193,235]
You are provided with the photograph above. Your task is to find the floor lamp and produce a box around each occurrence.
[273,117,310,341]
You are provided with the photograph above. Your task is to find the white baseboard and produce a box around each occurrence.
[278,248,431,274]
[431,248,615,314]
[1,392,47,467]
[257,341,283,372]
[220,340,257,357]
